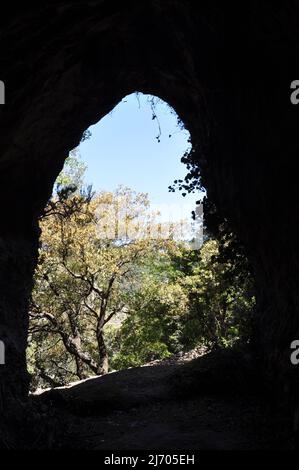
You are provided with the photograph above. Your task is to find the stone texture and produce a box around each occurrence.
[0,1,299,446]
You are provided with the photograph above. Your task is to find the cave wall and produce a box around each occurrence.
[0,0,299,446]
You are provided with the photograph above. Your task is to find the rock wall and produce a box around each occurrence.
[0,1,299,446]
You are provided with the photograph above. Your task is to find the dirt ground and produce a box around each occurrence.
[33,348,285,450]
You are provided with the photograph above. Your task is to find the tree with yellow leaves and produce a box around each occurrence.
[28,182,180,386]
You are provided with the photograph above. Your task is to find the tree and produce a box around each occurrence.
[108,238,255,371]
[28,184,180,387]
[55,148,87,190]
[173,239,255,350]
[108,246,188,369]
[28,150,255,388]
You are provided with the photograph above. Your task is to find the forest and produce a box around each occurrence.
[27,149,255,390]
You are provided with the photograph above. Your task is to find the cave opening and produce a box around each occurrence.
[27,92,254,394]
[1,2,298,449]
[28,92,204,389]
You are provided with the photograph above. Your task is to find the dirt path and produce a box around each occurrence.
[33,348,277,450]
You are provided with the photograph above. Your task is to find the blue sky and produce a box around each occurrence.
[78,93,204,223]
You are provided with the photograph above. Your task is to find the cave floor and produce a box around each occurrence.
[33,349,281,450]
[56,395,271,450]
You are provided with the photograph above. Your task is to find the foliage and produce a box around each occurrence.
[55,148,87,190]
[108,239,254,371]
[28,152,255,389]
[109,250,188,370]
[28,175,182,387]
[175,240,255,350]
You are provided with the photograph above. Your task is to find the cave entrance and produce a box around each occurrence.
[28,92,254,392]
[28,93,208,390]
[1,2,295,450]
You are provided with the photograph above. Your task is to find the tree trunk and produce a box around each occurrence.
[67,312,86,380]
[96,329,109,375]
[75,355,86,380]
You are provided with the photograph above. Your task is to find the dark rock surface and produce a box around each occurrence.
[0,1,299,447]
[34,349,278,449]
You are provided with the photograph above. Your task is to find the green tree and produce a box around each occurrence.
[55,148,87,190]
[109,247,188,369]
[28,151,254,388]
[28,185,180,387]
[174,239,255,349]
[108,238,255,370]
